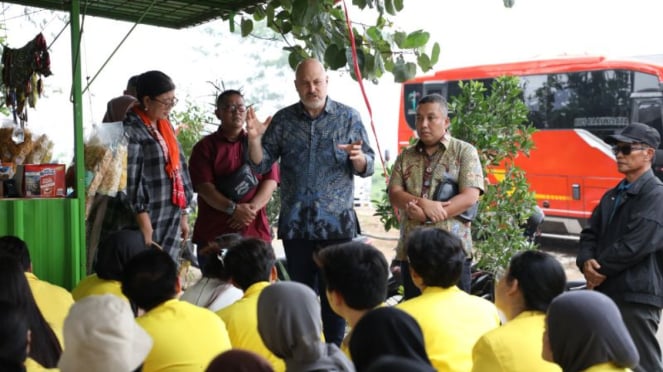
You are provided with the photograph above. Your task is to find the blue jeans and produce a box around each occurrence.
[283,238,351,346]
[400,258,472,300]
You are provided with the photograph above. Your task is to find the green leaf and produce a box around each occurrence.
[281,21,293,34]
[393,31,407,48]
[292,0,318,26]
[280,0,294,10]
[353,0,368,8]
[287,46,308,69]
[366,26,382,42]
[324,44,347,69]
[253,6,266,21]
[240,18,254,37]
[373,52,385,78]
[384,0,396,15]
[345,47,365,80]
[417,53,432,72]
[392,61,416,82]
[402,30,430,48]
[394,0,404,11]
[384,58,394,72]
[430,42,440,65]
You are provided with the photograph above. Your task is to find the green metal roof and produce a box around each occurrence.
[4,0,264,29]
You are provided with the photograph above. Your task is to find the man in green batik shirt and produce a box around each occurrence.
[389,93,484,299]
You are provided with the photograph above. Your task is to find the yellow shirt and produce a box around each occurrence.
[472,311,561,372]
[583,363,632,372]
[26,272,74,346]
[25,357,59,372]
[397,286,500,372]
[71,274,128,302]
[217,282,285,372]
[138,299,231,372]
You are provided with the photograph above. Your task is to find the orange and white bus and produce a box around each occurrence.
[398,56,663,239]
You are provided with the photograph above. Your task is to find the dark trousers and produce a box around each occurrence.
[283,238,351,346]
[616,300,663,372]
[401,258,472,300]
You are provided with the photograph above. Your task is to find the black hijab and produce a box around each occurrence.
[546,290,639,372]
[365,355,435,372]
[349,307,433,372]
[94,229,148,281]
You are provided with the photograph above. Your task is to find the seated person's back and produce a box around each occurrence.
[216,238,284,372]
[181,233,243,311]
[72,229,148,302]
[122,249,231,372]
[58,294,152,372]
[396,228,500,372]
[472,250,565,372]
[0,235,73,345]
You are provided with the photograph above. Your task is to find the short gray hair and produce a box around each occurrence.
[418,93,448,117]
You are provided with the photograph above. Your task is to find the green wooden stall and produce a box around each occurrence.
[0,0,261,289]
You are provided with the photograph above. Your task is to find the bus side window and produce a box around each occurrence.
[633,98,663,141]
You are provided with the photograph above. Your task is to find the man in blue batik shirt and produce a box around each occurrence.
[247,58,375,345]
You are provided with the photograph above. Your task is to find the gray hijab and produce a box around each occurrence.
[257,281,355,372]
[546,290,639,372]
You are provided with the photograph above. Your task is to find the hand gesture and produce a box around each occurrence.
[228,203,257,230]
[420,198,450,223]
[583,259,607,289]
[337,140,367,173]
[405,199,427,223]
[180,215,190,241]
[246,106,272,140]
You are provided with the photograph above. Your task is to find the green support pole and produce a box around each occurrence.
[69,0,86,284]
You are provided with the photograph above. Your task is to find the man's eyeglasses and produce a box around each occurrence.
[153,97,179,107]
[221,104,247,113]
[611,144,648,156]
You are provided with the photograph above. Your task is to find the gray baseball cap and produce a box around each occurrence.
[607,122,660,149]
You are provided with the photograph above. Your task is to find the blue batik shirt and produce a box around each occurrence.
[253,97,375,240]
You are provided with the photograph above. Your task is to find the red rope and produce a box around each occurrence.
[341,0,388,183]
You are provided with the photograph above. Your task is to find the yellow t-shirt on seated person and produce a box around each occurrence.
[138,299,231,372]
[217,282,285,372]
[397,286,500,372]
[472,311,561,372]
[26,272,74,346]
[71,274,128,302]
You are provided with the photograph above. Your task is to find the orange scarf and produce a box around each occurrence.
[133,106,187,208]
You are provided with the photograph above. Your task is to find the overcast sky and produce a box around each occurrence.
[3,0,663,162]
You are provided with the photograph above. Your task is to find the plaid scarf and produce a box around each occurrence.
[133,106,187,208]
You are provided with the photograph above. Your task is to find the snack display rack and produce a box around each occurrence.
[0,2,85,289]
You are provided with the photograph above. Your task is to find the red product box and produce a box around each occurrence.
[16,164,66,197]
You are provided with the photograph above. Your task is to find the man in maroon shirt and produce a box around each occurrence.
[189,90,279,272]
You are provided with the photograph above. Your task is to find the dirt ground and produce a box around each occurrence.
[355,205,400,262]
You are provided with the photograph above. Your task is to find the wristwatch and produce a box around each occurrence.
[224,201,237,215]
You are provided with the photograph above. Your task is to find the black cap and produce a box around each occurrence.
[607,122,660,149]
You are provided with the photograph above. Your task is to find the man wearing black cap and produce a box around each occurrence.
[577,122,663,372]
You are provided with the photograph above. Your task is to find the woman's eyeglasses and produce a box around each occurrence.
[611,144,648,156]
[153,97,179,107]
